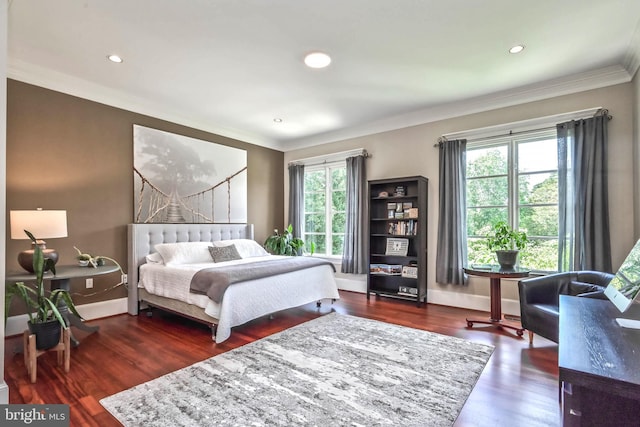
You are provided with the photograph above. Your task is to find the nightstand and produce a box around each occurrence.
[6,264,120,346]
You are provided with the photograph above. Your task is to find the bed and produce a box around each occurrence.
[127,223,340,343]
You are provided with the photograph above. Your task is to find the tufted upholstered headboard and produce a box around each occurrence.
[127,223,254,315]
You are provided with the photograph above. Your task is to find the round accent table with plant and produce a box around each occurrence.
[6,233,122,348]
[463,265,530,337]
[5,230,82,351]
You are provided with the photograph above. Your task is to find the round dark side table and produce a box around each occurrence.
[6,264,120,346]
[463,265,530,337]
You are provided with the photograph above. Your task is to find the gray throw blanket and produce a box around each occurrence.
[190,257,336,303]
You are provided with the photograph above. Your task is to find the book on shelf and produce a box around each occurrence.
[387,220,418,236]
[401,265,418,278]
[369,264,402,275]
[398,286,418,296]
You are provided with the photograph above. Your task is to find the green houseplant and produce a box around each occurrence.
[264,224,312,256]
[486,221,529,269]
[5,230,83,349]
[73,246,123,270]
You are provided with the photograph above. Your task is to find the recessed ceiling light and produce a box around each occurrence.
[509,45,525,54]
[107,54,123,63]
[304,52,331,68]
[273,118,283,123]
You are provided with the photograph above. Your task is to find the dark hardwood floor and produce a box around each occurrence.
[4,291,560,426]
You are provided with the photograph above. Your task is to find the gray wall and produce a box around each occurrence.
[285,83,637,312]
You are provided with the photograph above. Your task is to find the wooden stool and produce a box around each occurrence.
[23,328,71,383]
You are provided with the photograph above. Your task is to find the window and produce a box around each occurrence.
[303,162,346,256]
[466,129,559,272]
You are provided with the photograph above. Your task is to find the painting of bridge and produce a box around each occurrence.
[133,125,247,224]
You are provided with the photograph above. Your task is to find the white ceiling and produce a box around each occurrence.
[8,0,640,152]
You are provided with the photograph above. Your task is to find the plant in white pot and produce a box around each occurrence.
[486,221,529,270]
[5,230,82,350]
[73,246,123,271]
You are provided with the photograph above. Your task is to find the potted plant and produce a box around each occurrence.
[5,230,83,350]
[486,221,528,269]
[264,224,313,256]
[73,246,123,271]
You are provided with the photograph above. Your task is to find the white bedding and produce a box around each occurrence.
[139,255,340,343]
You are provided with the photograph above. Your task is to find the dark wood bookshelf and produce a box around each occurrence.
[367,176,428,306]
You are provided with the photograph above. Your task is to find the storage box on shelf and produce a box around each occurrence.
[367,176,428,306]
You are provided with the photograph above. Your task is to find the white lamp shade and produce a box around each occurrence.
[10,210,68,240]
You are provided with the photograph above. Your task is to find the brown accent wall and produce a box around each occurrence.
[6,79,284,312]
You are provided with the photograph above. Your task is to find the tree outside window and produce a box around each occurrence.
[303,163,346,256]
[466,132,559,272]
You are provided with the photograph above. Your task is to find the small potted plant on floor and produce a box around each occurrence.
[5,230,83,350]
[486,221,528,270]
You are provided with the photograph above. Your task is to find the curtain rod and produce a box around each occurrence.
[434,126,557,147]
[288,148,370,166]
[434,108,611,147]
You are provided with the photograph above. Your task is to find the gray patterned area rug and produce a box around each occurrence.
[100,312,493,427]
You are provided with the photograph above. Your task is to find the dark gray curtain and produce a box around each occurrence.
[436,139,467,285]
[288,163,305,239]
[557,111,612,272]
[342,155,367,273]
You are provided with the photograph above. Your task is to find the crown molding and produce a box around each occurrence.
[8,58,631,154]
[623,20,640,79]
[442,107,603,141]
[7,59,284,151]
[281,65,632,151]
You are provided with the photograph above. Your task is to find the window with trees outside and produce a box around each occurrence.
[303,162,346,257]
[466,129,559,272]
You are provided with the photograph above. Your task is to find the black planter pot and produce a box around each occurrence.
[495,250,519,270]
[28,319,62,350]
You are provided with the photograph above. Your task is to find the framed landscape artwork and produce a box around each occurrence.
[133,125,247,224]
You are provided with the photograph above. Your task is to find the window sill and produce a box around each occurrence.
[309,254,342,262]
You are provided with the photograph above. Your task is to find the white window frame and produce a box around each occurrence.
[303,160,346,258]
[450,108,602,273]
[467,129,557,227]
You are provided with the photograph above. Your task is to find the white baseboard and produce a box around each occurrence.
[5,284,520,337]
[335,274,366,293]
[334,273,520,316]
[5,297,128,337]
[427,288,521,316]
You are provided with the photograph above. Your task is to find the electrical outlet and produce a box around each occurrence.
[85,278,93,289]
[121,274,128,284]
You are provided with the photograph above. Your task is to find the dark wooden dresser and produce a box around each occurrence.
[559,295,640,426]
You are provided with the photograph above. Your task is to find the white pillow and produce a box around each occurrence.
[145,252,164,264]
[154,242,213,265]
[213,239,269,258]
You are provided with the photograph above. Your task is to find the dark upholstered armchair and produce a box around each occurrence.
[518,271,614,344]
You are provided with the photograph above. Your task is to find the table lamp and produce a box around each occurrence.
[10,209,68,273]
